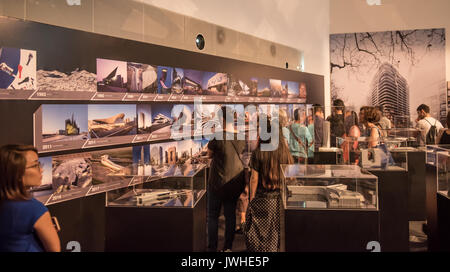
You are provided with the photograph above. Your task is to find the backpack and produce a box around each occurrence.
[424,119,437,145]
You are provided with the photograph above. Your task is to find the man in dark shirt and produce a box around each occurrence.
[207,106,246,252]
[313,104,324,151]
[326,99,345,147]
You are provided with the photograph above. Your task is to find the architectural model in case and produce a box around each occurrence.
[282,164,378,210]
[337,136,408,170]
[106,163,207,208]
[135,189,191,206]
[288,184,370,209]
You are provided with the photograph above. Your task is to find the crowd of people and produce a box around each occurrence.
[1,101,449,252]
[208,101,449,252]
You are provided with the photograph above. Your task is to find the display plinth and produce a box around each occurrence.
[105,164,207,251]
[368,169,409,252]
[426,163,439,251]
[437,193,450,251]
[46,193,106,252]
[424,145,450,251]
[282,164,379,252]
[436,150,450,251]
[390,148,426,221]
[105,192,206,252]
[284,209,379,252]
[313,148,341,164]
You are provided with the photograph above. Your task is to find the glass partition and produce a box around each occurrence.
[106,163,206,208]
[383,128,421,147]
[337,136,408,170]
[426,145,450,166]
[281,164,378,210]
[437,151,450,199]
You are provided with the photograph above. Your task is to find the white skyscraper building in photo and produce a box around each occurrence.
[370,63,410,123]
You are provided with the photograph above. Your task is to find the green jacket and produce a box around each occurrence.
[283,123,313,158]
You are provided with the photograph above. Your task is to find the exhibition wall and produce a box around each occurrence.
[0,15,324,250]
[0,16,323,143]
[0,0,331,114]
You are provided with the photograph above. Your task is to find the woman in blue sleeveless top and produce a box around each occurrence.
[0,145,60,252]
[364,107,394,168]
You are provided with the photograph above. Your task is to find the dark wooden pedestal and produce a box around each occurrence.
[284,208,379,252]
[105,193,206,252]
[47,193,106,252]
[437,193,450,251]
[314,151,339,164]
[369,169,409,252]
[405,151,426,220]
[425,164,439,251]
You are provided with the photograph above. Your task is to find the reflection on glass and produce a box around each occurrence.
[109,189,203,207]
[281,164,378,210]
[337,137,408,170]
[426,145,450,166]
[437,151,450,199]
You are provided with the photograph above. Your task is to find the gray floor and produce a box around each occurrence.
[217,212,429,252]
[217,214,247,252]
[409,220,428,252]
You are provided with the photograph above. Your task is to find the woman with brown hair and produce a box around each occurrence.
[364,107,382,148]
[342,110,361,164]
[363,107,395,168]
[0,144,60,252]
[244,114,294,252]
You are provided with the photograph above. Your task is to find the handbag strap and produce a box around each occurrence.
[288,124,307,150]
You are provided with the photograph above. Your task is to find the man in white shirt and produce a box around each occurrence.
[375,105,391,137]
[415,104,443,145]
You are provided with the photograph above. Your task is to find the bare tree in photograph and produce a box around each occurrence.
[330,29,445,123]
[330,29,445,75]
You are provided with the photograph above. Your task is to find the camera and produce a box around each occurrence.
[196,34,205,50]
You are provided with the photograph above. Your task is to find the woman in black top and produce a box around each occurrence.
[244,115,293,252]
[438,112,450,144]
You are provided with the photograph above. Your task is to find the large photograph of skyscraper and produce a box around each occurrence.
[330,29,446,126]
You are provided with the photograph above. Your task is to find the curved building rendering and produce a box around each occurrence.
[370,63,410,122]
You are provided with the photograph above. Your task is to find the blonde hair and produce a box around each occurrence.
[279,108,288,127]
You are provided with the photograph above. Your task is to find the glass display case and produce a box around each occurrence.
[106,163,206,208]
[393,115,413,128]
[384,128,421,147]
[281,164,378,210]
[426,145,450,166]
[316,146,343,165]
[437,151,450,199]
[337,137,408,170]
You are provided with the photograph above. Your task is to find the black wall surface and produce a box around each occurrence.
[0,16,324,251]
[0,16,324,148]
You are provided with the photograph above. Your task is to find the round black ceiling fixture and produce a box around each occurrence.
[196,34,205,50]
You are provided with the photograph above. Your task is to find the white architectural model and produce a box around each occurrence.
[288,184,367,209]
